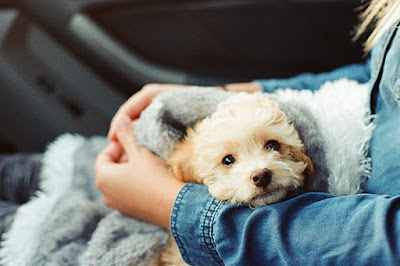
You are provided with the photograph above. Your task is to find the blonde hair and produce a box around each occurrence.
[355,0,400,52]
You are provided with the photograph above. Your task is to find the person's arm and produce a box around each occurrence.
[96,126,400,265]
[172,183,400,265]
[256,63,370,93]
[96,115,400,264]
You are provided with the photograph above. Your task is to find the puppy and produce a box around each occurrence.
[169,93,313,206]
[159,93,313,264]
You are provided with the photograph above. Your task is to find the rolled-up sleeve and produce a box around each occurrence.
[170,183,225,265]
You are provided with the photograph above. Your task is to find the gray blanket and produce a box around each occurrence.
[0,80,374,265]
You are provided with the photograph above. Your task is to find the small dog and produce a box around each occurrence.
[169,93,313,206]
[159,93,313,264]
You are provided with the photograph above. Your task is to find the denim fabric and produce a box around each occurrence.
[173,184,400,265]
[171,21,400,265]
[170,183,225,265]
[256,63,370,93]
[364,21,400,196]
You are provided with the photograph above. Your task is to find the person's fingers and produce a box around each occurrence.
[108,85,159,141]
[115,116,138,158]
[119,83,190,119]
[95,142,125,191]
[118,152,129,163]
[108,83,192,141]
[96,141,124,165]
[224,82,262,93]
[120,89,155,118]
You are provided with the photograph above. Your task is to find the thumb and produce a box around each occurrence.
[115,115,138,158]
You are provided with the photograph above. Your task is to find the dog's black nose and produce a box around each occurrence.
[251,168,272,187]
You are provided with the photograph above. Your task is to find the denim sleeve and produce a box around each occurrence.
[171,183,400,265]
[256,63,370,93]
[170,183,225,265]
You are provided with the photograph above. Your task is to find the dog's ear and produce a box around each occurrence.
[167,138,198,183]
[292,147,314,178]
[301,153,314,178]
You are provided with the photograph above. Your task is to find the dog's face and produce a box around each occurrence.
[168,93,313,207]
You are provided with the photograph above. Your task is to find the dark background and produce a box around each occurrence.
[0,0,364,152]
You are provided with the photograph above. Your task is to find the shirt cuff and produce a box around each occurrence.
[170,183,225,265]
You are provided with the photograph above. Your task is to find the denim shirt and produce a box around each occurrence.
[170,21,400,265]
[363,21,400,196]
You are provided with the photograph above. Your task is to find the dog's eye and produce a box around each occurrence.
[265,140,280,151]
[222,155,236,166]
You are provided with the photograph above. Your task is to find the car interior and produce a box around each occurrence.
[0,0,364,153]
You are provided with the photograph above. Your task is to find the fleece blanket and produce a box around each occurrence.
[0,79,374,265]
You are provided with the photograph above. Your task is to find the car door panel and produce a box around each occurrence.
[18,0,363,94]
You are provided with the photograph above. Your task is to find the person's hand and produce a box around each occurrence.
[108,83,192,142]
[96,116,185,228]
